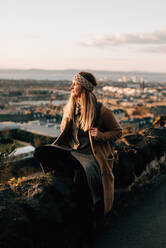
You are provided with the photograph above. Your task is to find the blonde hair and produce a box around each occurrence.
[61,88,97,132]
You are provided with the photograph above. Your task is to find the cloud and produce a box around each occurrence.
[80,28,166,47]
[140,45,166,53]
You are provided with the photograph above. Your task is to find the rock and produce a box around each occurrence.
[113,127,166,189]
[0,184,33,248]
[0,127,166,247]
[0,171,92,248]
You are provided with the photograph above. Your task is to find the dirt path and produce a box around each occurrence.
[95,174,166,248]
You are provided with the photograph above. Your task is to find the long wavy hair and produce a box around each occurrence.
[61,72,98,132]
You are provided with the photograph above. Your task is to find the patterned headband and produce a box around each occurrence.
[72,73,94,92]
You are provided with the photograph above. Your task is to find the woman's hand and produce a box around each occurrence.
[90,127,104,141]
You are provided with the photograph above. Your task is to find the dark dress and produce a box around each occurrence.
[68,103,103,205]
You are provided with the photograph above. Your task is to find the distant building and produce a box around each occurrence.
[127,83,140,89]
[0,122,20,131]
[113,109,126,121]
[120,116,154,130]
[141,81,145,92]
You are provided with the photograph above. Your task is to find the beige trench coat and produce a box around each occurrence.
[52,105,122,215]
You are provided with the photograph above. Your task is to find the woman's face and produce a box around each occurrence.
[71,80,82,98]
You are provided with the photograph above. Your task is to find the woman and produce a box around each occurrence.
[52,71,122,215]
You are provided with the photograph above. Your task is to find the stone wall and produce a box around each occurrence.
[0,127,166,247]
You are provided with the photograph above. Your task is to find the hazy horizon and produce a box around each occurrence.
[0,68,165,82]
[0,68,166,74]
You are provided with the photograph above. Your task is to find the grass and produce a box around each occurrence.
[0,140,25,154]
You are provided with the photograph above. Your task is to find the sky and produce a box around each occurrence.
[1,0,166,72]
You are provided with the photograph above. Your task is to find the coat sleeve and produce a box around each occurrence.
[96,107,122,142]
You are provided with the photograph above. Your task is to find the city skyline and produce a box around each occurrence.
[1,0,166,72]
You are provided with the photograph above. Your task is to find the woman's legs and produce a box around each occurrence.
[34,145,76,177]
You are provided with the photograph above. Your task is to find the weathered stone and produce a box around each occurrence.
[0,127,166,247]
